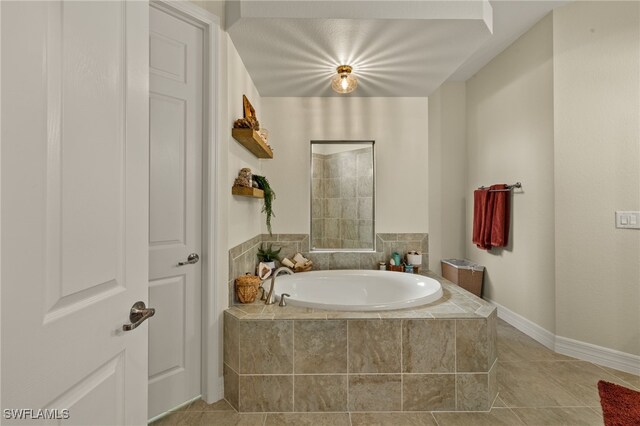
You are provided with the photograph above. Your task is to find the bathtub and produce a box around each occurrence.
[273,269,443,311]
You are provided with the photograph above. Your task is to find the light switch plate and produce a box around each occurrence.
[615,211,640,229]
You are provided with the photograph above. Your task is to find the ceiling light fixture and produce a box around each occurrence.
[331,65,358,94]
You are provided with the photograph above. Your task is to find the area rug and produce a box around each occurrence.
[598,380,640,426]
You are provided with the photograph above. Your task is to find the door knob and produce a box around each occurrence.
[123,301,155,331]
[177,253,199,266]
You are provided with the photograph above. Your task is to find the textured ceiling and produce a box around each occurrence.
[226,0,568,97]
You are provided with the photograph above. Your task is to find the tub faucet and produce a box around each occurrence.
[265,267,294,305]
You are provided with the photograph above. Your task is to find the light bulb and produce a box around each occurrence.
[331,65,358,94]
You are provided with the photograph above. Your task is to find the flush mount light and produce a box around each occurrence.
[331,65,358,94]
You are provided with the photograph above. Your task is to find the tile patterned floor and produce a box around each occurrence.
[150,319,639,425]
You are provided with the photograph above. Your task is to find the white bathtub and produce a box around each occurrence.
[273,270,443,311]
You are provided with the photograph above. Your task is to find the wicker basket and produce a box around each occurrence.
[235,274,261,303]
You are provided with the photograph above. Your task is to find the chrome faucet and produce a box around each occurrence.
[265,267,294,305]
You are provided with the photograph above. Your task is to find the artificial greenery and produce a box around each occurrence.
[252,175,276,235]
[257,243,281,263]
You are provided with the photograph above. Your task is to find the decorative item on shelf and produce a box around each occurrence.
[291,252,313,272]
[404,264,414,274]
[391,252,402,266]
[256,243,281,271]
[378,261,387,271]
[331,65,358,94]
[233,95,260,130]
[389,264,404,272]
[234,273,261,303]
[252,175,276,235]
[233,168,252,188]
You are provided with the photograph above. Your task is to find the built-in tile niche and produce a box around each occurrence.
[311,145,374,250]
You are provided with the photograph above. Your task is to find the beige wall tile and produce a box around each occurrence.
[224,364,239,411]
[348,374,402,411]
[403,320,455,373]
[349,320,401,373]
[403,374,456,411]
[294,375,347,412]
[223,312,240,372]
[294,320,347,373]
[456,373,490,411]
[456,319,489,372]
[239,375,293,412]
[239,320,293,374]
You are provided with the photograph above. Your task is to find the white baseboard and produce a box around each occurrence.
[486,298,556,350]
[556,335,640,376]
[485,298,640,376]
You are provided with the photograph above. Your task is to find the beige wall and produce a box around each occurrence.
[226,37,264,248]
[261,97,429,235]
[554,2,640,356]
[428,82,467,271]
[465,14,557,333]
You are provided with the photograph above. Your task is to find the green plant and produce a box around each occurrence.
[253,175,276,235]
[257,243,281,262]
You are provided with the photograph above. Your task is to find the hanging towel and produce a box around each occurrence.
[482,187,497,249]
[472,188,491,250]
[490,184,510,247]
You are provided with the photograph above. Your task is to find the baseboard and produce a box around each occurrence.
[485,298,640,376]
[485,298,555,350]
[556,335,640,376]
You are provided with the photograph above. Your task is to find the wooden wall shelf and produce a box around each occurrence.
[232,186,264,198]
[232,129,273,159]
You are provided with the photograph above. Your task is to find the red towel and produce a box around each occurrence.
[472,184,510,250]
[490,184,510,247]
[472,189,490,250]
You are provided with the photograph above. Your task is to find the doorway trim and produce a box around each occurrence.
[150,0,223,405]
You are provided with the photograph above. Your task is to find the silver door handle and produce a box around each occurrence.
[177,253,199,266]
[123,301,155,331]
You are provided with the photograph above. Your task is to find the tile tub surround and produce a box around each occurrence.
[223,276,498,413]
[228,233,429,304]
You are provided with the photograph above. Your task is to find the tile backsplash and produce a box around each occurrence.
[228,233,428,305]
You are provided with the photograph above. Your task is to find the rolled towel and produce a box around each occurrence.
[281,258,295,268]
[293,253,307,264]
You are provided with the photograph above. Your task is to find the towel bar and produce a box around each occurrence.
[477,182,522,192]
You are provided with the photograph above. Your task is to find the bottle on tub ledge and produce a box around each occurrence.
[406,250,422,274]
[388,252,404,272]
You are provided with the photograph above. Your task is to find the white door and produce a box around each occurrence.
[1,1,149,425]
[148,5,203,418]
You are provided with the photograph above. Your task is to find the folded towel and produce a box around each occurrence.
[472,188,491,250]
[490,184,510,247]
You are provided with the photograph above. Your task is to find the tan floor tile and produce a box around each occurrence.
[492,395,508,408]
[511,407,604,425]
[497,320,571,362]
[150,411,185,426]
[432,408,524,425]
[175,411,265,426]
[350,412,438,426]
[184,398,235,412]
[498,362,582,407]
[538,361,633,406]
[595,365,640,390]
[265,413,350,425]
